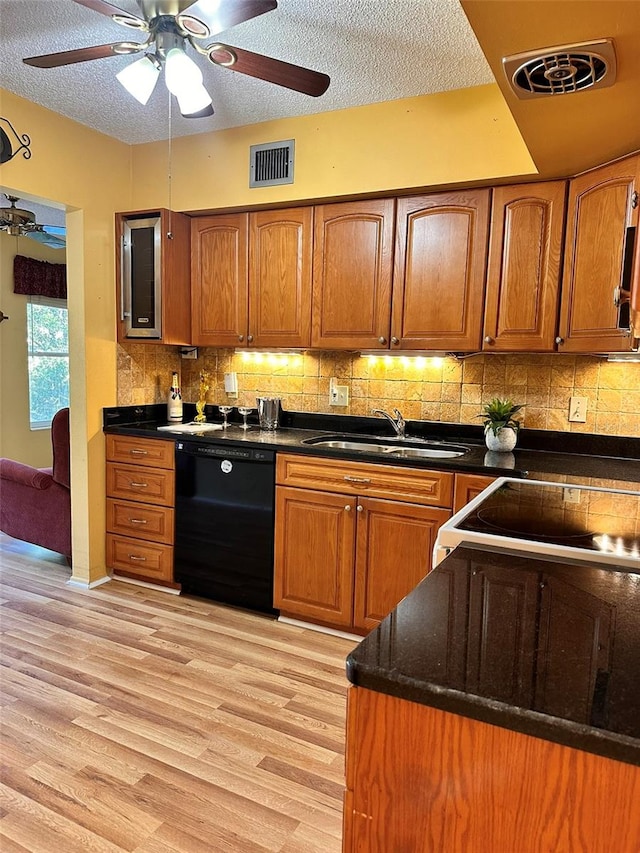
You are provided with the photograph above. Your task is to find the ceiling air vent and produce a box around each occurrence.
[503,39,616,99]
[250,139,295,188]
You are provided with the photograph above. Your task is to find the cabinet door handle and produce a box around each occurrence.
[129,448,148,456]
[555,336,564,345]
[238,334,244,342]
[247,334,254,343]
[128,518,148,525]
[356,505,364,512]
[484,335,494,344]
[129,481,148,488]
[344,475,371,484]
[344,504,352,512]
[391,336,400,345]
[613,286,630,308]
[378,336,387,344]
[128,554,147,561]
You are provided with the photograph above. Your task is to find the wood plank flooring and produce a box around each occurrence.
[0,534,355,852]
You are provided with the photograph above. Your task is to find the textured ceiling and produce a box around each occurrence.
[0,0,495,145]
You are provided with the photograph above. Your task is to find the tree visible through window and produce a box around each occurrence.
[27,296,69,429]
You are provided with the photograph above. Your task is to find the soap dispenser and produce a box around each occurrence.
[167,371,183,422]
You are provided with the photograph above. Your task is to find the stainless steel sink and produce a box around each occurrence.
[302,435,469,459]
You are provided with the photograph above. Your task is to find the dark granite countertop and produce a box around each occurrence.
[104,404,640,485]
[346,545,640,767]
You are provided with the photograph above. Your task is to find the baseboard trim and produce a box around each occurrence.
[112,575,181,595]
[67,574,112,590]
[277,615,362,642]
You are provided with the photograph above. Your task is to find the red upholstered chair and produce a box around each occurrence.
[0,408,71,561]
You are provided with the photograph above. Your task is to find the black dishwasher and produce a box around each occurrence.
[174,441,277,615]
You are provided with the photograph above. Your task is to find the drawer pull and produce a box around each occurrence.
[344,475,371,484]
[129,449,148,456]
[128,518,148,525]
[129,481,148,488]
[128,554,147,561]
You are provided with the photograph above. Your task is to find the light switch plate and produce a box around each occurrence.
[329,377,349,407]
[569,396,587,422]
[224,372,239,397]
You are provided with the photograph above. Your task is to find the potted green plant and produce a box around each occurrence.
[478,398,524,452]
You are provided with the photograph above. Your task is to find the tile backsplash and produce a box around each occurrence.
[117,344,640,437]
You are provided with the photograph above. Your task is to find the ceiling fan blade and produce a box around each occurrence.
[207,43,330,97]
[28,229,66,250]
[180,1,277,38]
[73,0,148,29]
[23,42,144,68]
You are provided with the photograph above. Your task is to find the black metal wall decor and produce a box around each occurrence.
[0,117,32,164]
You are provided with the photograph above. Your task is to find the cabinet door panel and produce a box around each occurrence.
[312,199,394,349]
[484,182,566,351]
[393,191,490,350]
[559,155,640,352]
[191,214,248,346]
[249,208,312,348]
[274,487,355,627]
[353,498,450,632]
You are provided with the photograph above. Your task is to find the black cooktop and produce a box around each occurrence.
[458,481,640,558]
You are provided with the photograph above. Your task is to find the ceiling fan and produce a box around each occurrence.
[22,0,331,118]
[0,196,66,249]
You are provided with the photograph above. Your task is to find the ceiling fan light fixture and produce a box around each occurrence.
[165,47,212,115]
[116,55,160,105]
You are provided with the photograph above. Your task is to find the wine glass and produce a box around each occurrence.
[238,406,253,430]
[218,405,233,429]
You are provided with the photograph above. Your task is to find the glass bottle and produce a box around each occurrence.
[167,371,183,422]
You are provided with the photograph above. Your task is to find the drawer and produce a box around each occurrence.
[106,498,174,545]
[106,434,174,469]
[106,462,175,506]
[276,453,453,508]
[107,534,174,583]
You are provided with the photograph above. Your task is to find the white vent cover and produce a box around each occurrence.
[250,139,295,188]
[503,39,616,99]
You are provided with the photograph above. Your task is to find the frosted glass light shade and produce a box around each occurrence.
[165,48,213,116]
[116,56,160,105]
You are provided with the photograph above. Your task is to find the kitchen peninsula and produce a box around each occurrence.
[343,546,640,852]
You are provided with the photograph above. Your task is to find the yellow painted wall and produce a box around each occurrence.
[0,233,66,466]
[131,84,536,211]
[0,89,132,585]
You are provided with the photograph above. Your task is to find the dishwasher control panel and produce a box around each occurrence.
[176,442,274,463]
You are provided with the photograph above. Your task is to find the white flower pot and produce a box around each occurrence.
[485,427,517,452]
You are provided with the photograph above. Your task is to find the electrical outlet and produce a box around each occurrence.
[329,377,349,407]
[563,487,581,504]
[569,396,587,422]
[180,347,198,359]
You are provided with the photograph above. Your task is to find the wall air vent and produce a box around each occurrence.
[249,139,295,188]
[503,39,616,99]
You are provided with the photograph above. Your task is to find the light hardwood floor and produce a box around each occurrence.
[0,533,355,852]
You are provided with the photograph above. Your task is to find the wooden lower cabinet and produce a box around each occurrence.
[343,687,640,853]
[274,455,453,633]
[105,435,177,588]
[353,498,450,632]
[453,472,495,512]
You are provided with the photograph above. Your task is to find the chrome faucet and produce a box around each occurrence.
[372,408,407,439]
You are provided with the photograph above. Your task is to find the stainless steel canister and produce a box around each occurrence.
[256,397,281,430]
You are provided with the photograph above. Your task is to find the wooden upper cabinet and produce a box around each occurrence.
[483,182,566,352]
[558,154,640,352]
[191,213,249,347]
[392,190,491,351]
[249,207,313,348]
[312,199,395,349]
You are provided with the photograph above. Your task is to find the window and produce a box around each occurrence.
[27,295,69,429]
